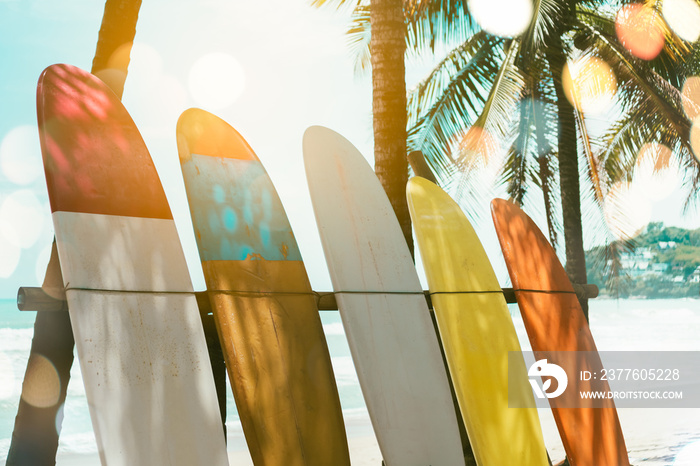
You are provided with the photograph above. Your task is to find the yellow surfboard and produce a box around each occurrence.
[407,177,549,466]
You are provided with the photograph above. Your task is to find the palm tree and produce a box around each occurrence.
[393,0,700,318]
[312,0,413,255]
[7,2,142,464]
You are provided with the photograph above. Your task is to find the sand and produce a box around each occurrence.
[52,408,700,465]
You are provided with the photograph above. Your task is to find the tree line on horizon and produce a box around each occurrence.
[587,222,700,298]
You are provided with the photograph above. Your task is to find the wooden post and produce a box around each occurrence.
[17,283,600,311]
[6,244,73,465]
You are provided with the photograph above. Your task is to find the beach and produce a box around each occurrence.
[3,298,700,464]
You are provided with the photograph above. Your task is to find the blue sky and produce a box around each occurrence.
[0,0,378,298]
[1,0,699,299]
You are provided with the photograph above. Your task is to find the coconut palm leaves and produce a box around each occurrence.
[404,1,699,295]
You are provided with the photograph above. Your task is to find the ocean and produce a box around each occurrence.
[1,297,700,464]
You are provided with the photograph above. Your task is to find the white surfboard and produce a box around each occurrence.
[37,64,228,466]
[303,126,466,465]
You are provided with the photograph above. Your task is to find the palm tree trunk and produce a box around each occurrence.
[547,38,589,320]
[370,0,413,256]
[92,0,142,98]
[8,3,143,464]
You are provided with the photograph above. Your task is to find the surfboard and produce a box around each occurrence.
[37,64,228,465]
[491,198,630,466]
[177,109,350,466]
[406,177,549,466]
[303,126,466,465]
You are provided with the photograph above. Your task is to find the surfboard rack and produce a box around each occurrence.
[17,284,599,312]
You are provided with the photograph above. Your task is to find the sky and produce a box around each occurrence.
[0,0,699,299]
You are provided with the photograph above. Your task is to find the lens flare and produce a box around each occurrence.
[562,56,617,115]
[634,143,679,201]
[681,76,700,121]
[615,4,665,61]
[21,354,61,408]
[188,52,246,110]
[663,0,700,42]
[0,190,46,249]
[603,181,652,241]
[468,0,533,37]
[0,126,43,185]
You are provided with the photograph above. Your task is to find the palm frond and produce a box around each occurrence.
[583,18,700,194]
[520,0,564,59]
[404,0,476,55]
[466,40,525,155]
[309,0,361,10]
[574,107,606,207]
[406,33,504,180]
[346,4,372,73]
[502,95,537,204]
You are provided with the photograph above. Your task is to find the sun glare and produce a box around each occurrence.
[188,52,245,111]
[663,0,700,42]
[0,125,43,186]
[562,56,617,115]
[615,3,665,61]
[468,0,533,38]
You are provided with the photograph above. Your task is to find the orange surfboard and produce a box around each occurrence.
[491,199,630,466]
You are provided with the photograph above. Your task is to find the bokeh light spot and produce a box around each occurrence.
[681,76,700,121]
[0,236,20,278]
[690,117,700,162]
[615,4,665,61]
[0,126,43,185]
[603,181,652,241]
[563,56,617,115]
[458,126,500,170]
[469,0,533,37]
[21,354,61,408]
[634,143,679,201]
[0,190,46,249]
[188,52,245,110]
[663,0,700,42]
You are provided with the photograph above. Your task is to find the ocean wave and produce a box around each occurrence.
[57,432,98,455]
[323,322,346,336]
[0,328,33,352]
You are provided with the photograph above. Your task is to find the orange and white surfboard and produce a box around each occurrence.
[37,64,228,466]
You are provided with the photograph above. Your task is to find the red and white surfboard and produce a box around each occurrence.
[37,64,228,466]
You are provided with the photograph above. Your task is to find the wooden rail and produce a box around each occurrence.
[17,284,599,312]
